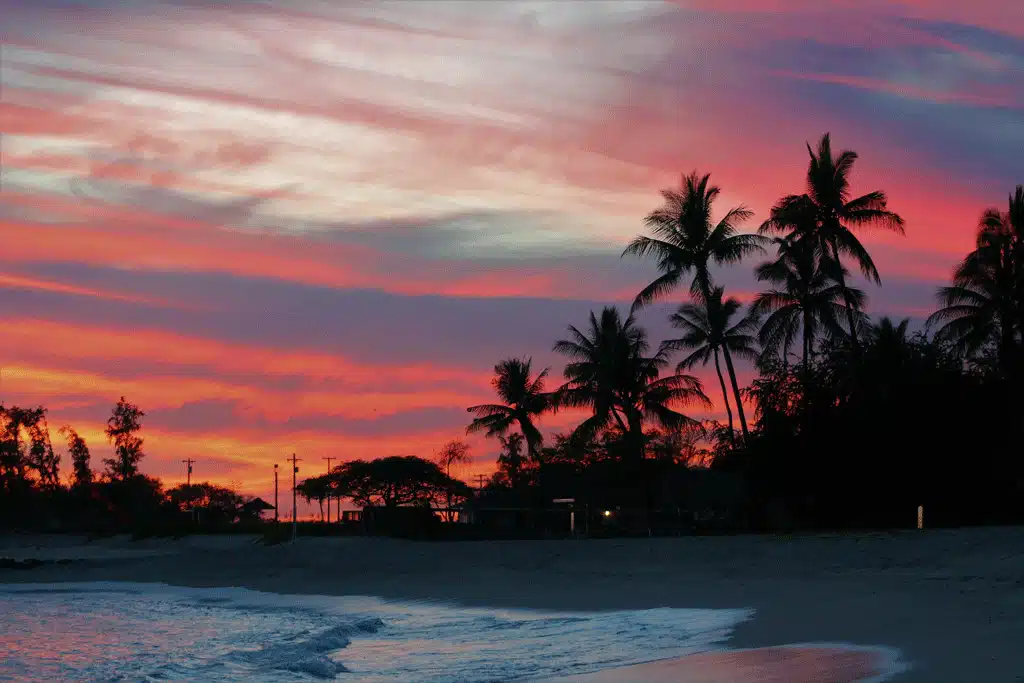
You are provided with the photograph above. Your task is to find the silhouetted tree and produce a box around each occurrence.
[435,439,471,479]
[434,440,472,519]
[760,134,904,351]
[929,186,1023,375]
[335,456,471,509]
[495,432,528,488]
[0,406,58,489]
[664,286,758,441]
[753,236,863,373]
[23,409,59,488]
[466,358,550,460]
[646,424,717,467]
[60,426,92,489]
[99,474,167,529]
[295,476,330,521]
[624,171,764,308]
[104,397,145,481]
[552,307,711,461]
[167,482,250,524]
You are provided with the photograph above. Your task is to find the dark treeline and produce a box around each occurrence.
[4,133,1022,537]
[460,134,1024,532]
[0,397,268,533]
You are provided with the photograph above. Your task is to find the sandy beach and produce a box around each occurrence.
[3,528,1023,682]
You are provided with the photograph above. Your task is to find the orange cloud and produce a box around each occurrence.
[0,318,488,390]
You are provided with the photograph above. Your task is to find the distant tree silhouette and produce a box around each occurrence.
[646,424,719,467]
[295,476,331,521]
[760,134,904,351]
[167,482,253,524]
[753,236,863,373]
[101,474,166,528]
[552,307,710,461]
[495,432,528,488]
[26,409,58,488]
[434,440,472,519]
[331,456,471,509]
[435,439,471,479]
[59,426,92,489]
[624,171,764,308]
[664,286,758,442]
[466,357,550,461]
[867,317,912,347]
[104,397,145,481]
[0,406,57,488]
[0,406,32,490]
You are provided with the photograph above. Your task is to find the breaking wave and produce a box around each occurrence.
[0,582,754,681]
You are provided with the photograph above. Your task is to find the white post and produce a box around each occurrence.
[917,505,924,530]
[570,510,575,536]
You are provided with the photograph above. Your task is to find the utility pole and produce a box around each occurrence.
[288,453,301,542]
[273,464,279,522]
[475,474,487,491]
[182,458,197,523]
[322,457,334,524]
[182,458,195,487]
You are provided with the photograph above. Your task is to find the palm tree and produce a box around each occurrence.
[867,317,911,345]
[929,255,1012,364]
[664,287,758,443]
[752,236,863,374]
[760,134,904,351]
[929,187,1024,373]
[434,440,472,521]
[623,171,765,309]
[552,307,710,461]
[466,357,550,460]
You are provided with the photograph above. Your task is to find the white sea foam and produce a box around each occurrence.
[0,582,753,682]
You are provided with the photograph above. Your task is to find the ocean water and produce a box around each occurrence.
[0,583,754,682]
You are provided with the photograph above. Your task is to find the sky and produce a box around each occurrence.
[1,0,1022,509]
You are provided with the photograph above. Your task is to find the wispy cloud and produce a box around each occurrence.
[1,0,1019,504]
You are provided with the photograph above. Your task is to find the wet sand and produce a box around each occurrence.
[2,527,1023,682]
[546,646,899,683]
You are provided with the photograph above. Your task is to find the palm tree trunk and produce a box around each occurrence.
[445,462,453,523]
[713,349,736,447]
[1000,312,1017,377]
[802,309,811,377]
[830,241,861,351]
[721,347,749,441]
[610,407,629,435]
[627,410,645,461]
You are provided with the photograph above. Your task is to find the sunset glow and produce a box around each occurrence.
[2,0,1021,506]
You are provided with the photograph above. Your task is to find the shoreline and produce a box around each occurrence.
[538,645,906,683]
[3,528,1023,682]
[0,579,905,683]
